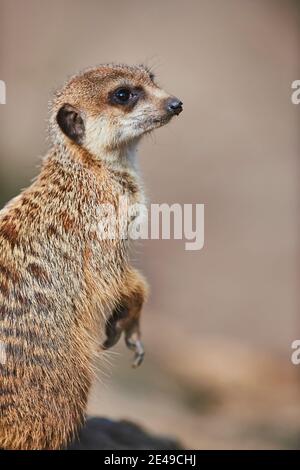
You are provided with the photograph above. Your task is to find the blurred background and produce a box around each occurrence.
[0,0,299,449]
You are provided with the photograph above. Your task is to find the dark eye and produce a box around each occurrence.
[113,88,132,104]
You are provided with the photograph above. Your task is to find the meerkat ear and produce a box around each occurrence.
[56,104,85,145]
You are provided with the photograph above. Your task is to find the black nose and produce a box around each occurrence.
[166,98,183,115]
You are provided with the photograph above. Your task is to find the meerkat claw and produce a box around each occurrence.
[132,341,145,368]
[125,335,145,368]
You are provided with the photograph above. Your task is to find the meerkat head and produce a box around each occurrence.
[50,64,182,161]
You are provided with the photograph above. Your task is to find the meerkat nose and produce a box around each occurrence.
[166,97,183,116]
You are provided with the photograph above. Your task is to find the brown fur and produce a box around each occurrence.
[0,64,182,449]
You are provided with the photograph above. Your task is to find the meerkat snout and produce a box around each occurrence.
[165,97,183,116]
[52,64,183,160]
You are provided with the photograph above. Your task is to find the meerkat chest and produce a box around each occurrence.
[86,169,145,249]
[107,168,145,228]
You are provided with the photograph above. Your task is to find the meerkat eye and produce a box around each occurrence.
[113,88,132,104]
[110,86,143,108]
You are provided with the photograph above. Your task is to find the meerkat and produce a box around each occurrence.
[0,63,183,450]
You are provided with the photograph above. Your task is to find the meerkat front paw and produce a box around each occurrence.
[103,305,145,368]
